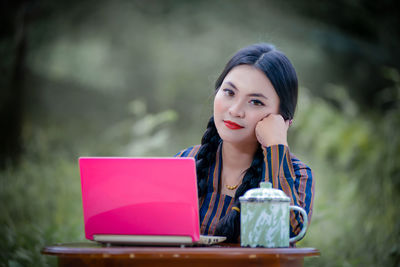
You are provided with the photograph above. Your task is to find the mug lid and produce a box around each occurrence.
[239,182,290,202]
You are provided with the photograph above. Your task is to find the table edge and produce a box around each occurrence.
[42,244,320,259]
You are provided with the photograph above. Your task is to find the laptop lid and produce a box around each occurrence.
[79,157,200,243]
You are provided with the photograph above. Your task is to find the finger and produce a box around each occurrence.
[262,113,272,120]
[285,120,290,127]
[273,113,284,120]
[284,120,290,130]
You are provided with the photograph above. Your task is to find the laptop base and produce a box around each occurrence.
[93,235,226,246]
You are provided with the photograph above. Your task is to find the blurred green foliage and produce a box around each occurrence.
[0,102,179,266]
[1,0,399,266]
[294,77,400,266]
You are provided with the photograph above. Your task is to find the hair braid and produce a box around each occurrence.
[214,146,264,243]
[196,116,221,197]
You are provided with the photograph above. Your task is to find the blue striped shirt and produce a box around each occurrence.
[175,142,314,238]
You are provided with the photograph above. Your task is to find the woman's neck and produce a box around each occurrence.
[221,141,258,172]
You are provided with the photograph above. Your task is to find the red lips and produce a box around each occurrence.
[223,120,244,130]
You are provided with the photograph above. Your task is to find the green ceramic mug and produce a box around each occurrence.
[239,182,308,248]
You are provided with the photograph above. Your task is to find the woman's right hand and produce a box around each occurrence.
[255,114,289,147]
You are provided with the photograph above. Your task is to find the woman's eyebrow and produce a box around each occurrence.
[248,93,268,99]
[225,81,268,99]
[225,81,238,90]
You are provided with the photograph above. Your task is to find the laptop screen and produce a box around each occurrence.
[79,157,200,242]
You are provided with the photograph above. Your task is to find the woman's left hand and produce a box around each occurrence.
[255,114,289,147]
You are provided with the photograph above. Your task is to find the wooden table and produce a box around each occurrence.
[42,242,320,267]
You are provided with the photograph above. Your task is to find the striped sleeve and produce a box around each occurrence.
[174,145,201,158]
[262,144,314,240]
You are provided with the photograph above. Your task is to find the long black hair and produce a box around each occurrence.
[196,43,298,242]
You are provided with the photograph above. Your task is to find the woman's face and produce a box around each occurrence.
[213,64,280,146]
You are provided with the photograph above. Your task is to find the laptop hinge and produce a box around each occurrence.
[93,234,193,245]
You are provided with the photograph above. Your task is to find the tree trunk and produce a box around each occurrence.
[0,1,28,168]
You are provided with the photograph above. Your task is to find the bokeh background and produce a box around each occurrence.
[1,0,400,266]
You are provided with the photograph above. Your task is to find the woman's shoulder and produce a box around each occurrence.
[174,145,201,158]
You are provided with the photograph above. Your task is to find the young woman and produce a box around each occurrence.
[175,43,314,243]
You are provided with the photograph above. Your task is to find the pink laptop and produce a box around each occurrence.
[79,157,225,245]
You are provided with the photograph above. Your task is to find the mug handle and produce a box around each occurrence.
[289,205,308,243]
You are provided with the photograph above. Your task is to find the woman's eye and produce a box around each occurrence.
[223,89,234,96]
[250,99,265,106]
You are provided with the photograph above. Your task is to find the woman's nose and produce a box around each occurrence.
[228,101,245,118]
